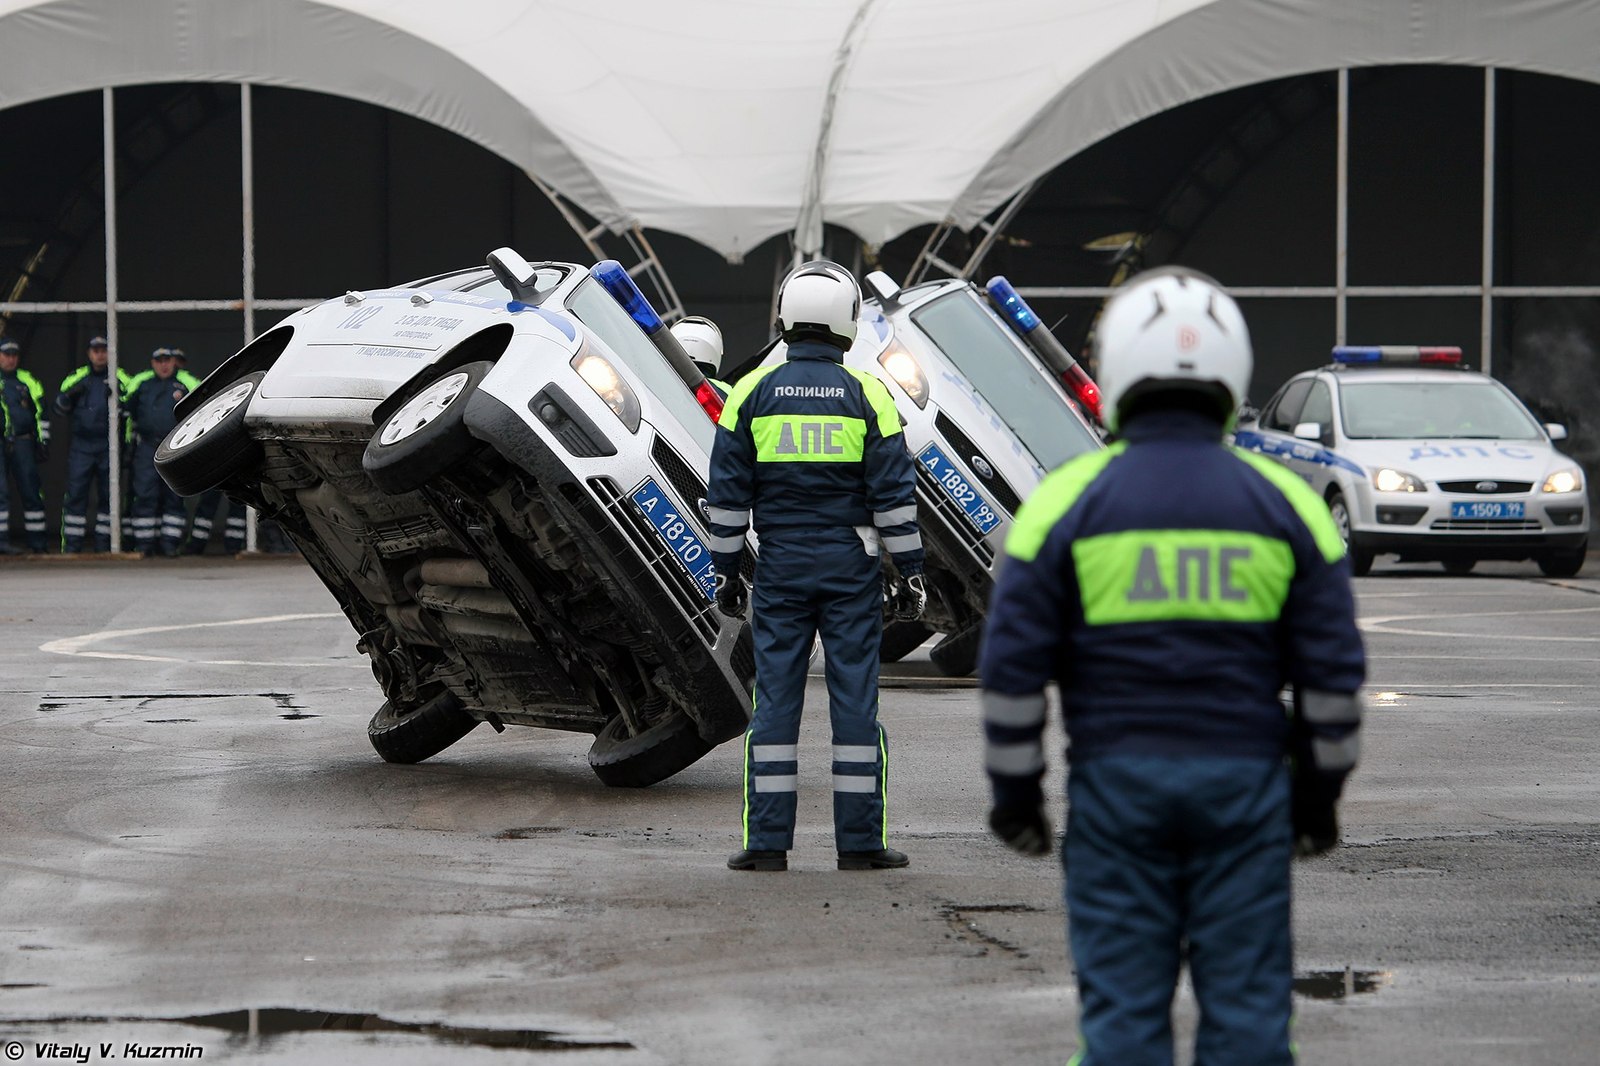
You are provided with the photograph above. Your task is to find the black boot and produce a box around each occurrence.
[727,849,787,871]
[837,848,909,871]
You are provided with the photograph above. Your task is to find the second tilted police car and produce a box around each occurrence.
[1235,346,1588,576]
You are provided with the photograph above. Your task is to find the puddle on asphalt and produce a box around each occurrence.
[35,692,320,720]
[1294,969,1392,999]
[495,826,564,840]
[6,1008,635,1053]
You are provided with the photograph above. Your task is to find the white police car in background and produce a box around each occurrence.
[755,272,1105,674]
[156,249,753,787]
[1235,346,1588,576]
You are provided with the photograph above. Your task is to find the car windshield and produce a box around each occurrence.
[459,267,570,303]
[1339,378,1543,440]
[566,277,715,453]
[906,291,1102,470]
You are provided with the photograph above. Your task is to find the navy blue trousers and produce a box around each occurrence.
[1065,755,1294,1066]
[1,437,47,550]
[189,486,246,552]
[61,442,112,551]
[743,528,886,853]
[130,441,186,553]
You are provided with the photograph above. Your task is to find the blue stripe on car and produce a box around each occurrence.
[1233,428,1365,477]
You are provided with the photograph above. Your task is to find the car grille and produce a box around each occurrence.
[651,432,757,587]
[933,411,1022,515]
[1437,480,1534,494]
[588,475,720,642]
[915,464,996,567]
[1429,518,1543,531]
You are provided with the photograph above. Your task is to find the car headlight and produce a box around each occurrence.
[877,345,928,408]
[1543,467,1583,494]
[1371,468,1426,492]
[571,351,641,433]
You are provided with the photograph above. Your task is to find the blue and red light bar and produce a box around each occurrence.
[1333,345,1463,366]
[984,276,1042,335]
[591,260,664,335]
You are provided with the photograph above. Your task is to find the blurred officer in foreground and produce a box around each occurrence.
[979,268,1365,1065]
[707,260,926,872]
[1,338,49,553]
[55,335,130,552]
[124,346,193,556]
[670,316,730,399]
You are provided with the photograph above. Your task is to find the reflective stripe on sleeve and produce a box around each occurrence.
[832,744,878,763]
[707,506,749,527]
[985,741,1046,776]
[872,504,918,528]
[983,690,1048,729]
[708,533,746,554]
[753,775,798,793]
[1312,733,1361,771]
[752,744,798,762]
[1302,689,1363,725]
[832,774,877,794]
[882,532,922,554]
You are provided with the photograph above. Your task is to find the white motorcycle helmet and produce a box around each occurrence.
[1094,266,1252,434]
[671,316,724,378]
[776,260,859,350]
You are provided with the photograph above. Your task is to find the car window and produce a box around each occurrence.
[1298,381,1333,431]
[566,278,715,453]
[1263,379,1313,432]
[905,291,1102,470]
[1338,378,1544,440]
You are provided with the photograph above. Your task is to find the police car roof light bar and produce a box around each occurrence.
[1332,345,1463,366]
[592,260,664,335]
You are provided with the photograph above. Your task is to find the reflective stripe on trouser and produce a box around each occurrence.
[190,488,246,550]
[742,527,887,853]
[61,443,112,551]
[130,442,187,551]
[1065,755,1294,1066]
[0,440,42,547]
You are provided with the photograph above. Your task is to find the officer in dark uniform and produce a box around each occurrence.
[167,349,246,555]
[124,346,193,556]
[980,268,1366,1065]
[707,260,927,872]
[0,338,50,553]
[55,335,131,552]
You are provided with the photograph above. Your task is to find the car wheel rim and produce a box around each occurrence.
[380,372,471,446]
[169,380,255,450]
[1330,498,1351,544]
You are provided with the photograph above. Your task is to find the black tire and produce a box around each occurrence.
[363,361,494,495]
[1442,558,1476,575]
[367,689,480,764]
[1537,543,1587,578]
[928,623,982,678]
[587,710,714,788]
[1327,490,1374,576]
[880,621,934,664]
[154,372,266,496]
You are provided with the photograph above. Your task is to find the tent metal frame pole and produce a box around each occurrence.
[103,87,123,554]
[242,82,259,553]
[1481,68,1496,376]
[1335,69,1349,347]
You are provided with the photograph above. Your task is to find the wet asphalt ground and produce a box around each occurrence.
[1,555,1597,1064]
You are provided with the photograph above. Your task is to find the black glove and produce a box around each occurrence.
[1291,774,1339,858]
[988,804,1053,857]
[884,572,928,622]
[713,572,747,620]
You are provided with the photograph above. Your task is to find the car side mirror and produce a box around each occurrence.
[486,247,541,301]
[1293,421,1323,442]
[1546,422,1569,441]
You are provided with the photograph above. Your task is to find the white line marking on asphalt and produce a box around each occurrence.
[1359,605,1600,642]
[38,613,364,668]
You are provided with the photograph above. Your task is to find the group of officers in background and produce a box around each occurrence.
[0,334,248,556]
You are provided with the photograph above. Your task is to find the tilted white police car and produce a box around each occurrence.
[753,272,1105,673]
[156,249,753,786]
[1235,346,1588,576]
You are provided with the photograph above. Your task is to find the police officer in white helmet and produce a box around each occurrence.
[979,267,1366,1064]
[669,316,730,399]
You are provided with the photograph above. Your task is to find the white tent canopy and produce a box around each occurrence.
[0,0,1596,261]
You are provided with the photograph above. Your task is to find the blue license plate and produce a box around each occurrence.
[630,478,717,600]
[1450,500,1526,520]
[918,443,1001,535]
